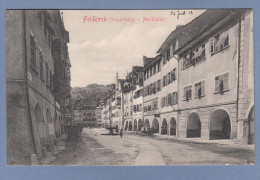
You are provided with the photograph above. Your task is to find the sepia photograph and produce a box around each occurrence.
[5,9,254,166]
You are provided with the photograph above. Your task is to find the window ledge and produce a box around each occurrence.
[214,89,230,94]
[211,45,230,56]
[194,95,205,99]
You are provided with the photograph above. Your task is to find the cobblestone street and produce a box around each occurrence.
[50,128,254,166]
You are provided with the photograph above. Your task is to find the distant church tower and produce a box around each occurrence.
[116,70,119,90]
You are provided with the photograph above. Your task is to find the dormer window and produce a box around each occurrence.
[211,30,229,55]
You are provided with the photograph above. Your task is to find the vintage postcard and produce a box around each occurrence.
[6,9,254,166]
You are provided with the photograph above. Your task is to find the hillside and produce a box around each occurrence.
[71,83,114,104]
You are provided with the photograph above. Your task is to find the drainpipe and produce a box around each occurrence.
[22,10,37,155]
[235,16,242,141]
[236,16,242,124]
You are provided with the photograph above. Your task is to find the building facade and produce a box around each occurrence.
[101,9,254,145]
[6,10,71,165]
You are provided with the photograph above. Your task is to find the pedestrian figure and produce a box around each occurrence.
[120,128,123,138]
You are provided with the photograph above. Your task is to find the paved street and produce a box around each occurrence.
[50,128,254,166]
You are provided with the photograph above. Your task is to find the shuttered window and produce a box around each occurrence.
[30,35,37,69]
[195,81,205,98]
[157,80,161,91]
[183,85,192,101]
[215,73,229,93]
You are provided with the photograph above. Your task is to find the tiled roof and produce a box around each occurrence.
[157,9,249,54]
[143,54,162,70]
[132,66,144,72]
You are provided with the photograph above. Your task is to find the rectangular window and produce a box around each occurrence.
[166,49,171,60]
[161,97,165,108]
[153,82,156,94]
[157,80,161,91]
[172,92,178,105]
[46,63,49,87]
[168,72,171,84]
[215,73,229,93]
[183,85,192,101]
[39,52,44,79]
[168,94,172,106]
[154,64,156,74]
[163,54,166,65]
[30,35,37,69]
[195,80,205,98]
[150,67,152,77]
[158,61,161,72]
[215,31,229,52]
[172,42,176,55]
[171,68,176,81]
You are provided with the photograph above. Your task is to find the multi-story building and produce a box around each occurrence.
[73,98,97,127]
[142,55,162,133]
[124,66,144,132]
[101,9,254,145]
[173,9,253,142]
[156,33,179,136]
[96,106,102,128]
[6,10,71,165]
[102,99,111,128]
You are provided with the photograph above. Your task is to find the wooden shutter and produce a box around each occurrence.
[215,76,220,93]
[183,88,187,100]
[195,83,199,98]
[201,81,205,96]
[223,73,229,90]
[172,92,175,105]
[188,88,192,99]
[209,37,215,55]
[175,92,178,104]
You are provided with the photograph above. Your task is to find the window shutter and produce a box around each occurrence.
[195,83,199,98]
[171,93,175,105]
[165,96,168,106]
[188,89,192,99]
[210,37,215,55]
[183,88,186,100]
[223,73,229,90]
[215,76,220,93]
[201,81,205,96]
[175,92,178,104]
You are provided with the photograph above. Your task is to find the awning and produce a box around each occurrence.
[192,48,205,59]
[216,34,228,47]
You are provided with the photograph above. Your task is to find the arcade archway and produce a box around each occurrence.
[152,118,159,133]
[187,112,201,138]
[134,119,137,131]
[210,109,231,140]
[170,117,177,136]
[138,119,143,131]
[161,119,168,135]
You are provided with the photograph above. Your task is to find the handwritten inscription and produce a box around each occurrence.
[170,10,193,19]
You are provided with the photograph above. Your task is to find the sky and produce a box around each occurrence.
[62,10,206,87]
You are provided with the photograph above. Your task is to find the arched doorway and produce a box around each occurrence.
[187,112,201,138]
[144,119,150,131]
[152,118,159,133]
[138,119,143,131]
[210,109,231,140]
[46,109,53,136]
[248,106,254,144]
[161,119,168,135]
[35,104,47,140]
[125,121,129,131]
[134,119,137,131]
[170,117,177,135]
[129,121,133,131]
